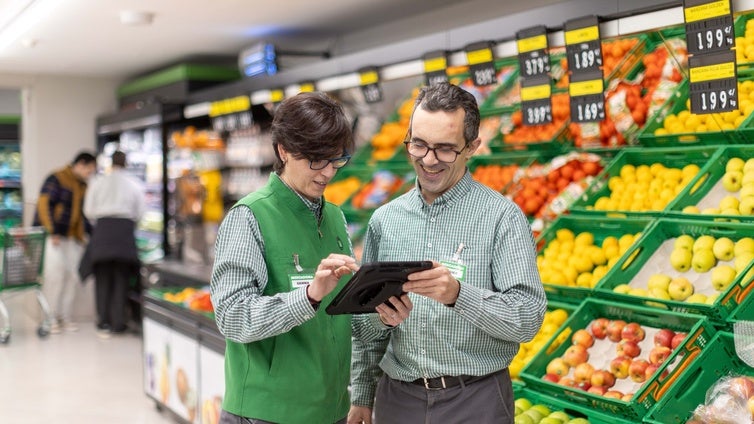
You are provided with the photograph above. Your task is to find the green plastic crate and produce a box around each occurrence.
[535,215,655,304]
[593,217,754,325]
[568,146,720,219]
[515,387,635,424]
[489,114,573,154]
[644,331,754,424]
[519,298,715,422]
[665,144,754,222]
[636,78,745,146]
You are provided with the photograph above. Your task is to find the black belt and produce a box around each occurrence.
[409,373,491,390]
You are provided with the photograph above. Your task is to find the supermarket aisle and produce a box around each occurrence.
[0,295,172,424]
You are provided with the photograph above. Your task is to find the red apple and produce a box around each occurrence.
[572,328,595,348]
[621,322,646,343]
[546,357,570,378]
[649,346,672,365]
[573,362,595,384]
[747,395,754,417]
[671,332,687,350]
[607,319,627,342]
[616,340,642,358]
[588,385,607,395]
[563,344,589,367]
[576,381,592,391]
[590,317,610,339]
[542,373,560,383]
[621,393,634,402]
[558,377,578,388]
[610,355,631,379]
[645,363,669,381]
[653,328,676,348]
[591,370,616,388]
[629,359,650,383]
[729,377,754,398]
[604,390,625,399]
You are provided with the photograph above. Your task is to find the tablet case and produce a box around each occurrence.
[325,261,433,315]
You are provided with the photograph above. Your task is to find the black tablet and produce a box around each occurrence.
[325,261,433,315]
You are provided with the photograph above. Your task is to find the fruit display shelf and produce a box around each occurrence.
[568,145,720,219]
[514,387,635,424]
[593,218,754,326]
[643,331,754,424]
[534,215,655,304]
[468,151,541,194]
[519,298,715,422]
[665,144,754,222]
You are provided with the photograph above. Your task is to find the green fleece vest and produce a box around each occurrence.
[223,174,352,424]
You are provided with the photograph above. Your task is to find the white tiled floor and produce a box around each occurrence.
[0,292,176,424]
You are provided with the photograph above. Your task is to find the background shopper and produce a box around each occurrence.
[82,150,146,337]
[34,151,97,334]
[348,82,547,423]
[211,92,359,424]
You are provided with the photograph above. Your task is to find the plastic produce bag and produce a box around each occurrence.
[687,375,754,423]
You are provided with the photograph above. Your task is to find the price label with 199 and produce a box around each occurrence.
[688,50,737,114]
[685,15,733,55]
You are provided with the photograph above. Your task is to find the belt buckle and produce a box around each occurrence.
[422,376,446,390]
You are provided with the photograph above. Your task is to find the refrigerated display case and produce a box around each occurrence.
[0,117,22,228]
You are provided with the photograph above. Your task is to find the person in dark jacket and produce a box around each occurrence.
[34,151,97,334]
[83,150,146,337]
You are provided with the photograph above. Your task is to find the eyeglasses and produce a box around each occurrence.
[309,155,351,170]
[403,141,466,163]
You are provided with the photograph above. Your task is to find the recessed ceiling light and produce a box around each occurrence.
[119,10,154,26]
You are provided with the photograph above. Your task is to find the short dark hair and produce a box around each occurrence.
[410,82,480,145]
[72,151,97,166]
[112,150,127,167]
[271,92,354,173]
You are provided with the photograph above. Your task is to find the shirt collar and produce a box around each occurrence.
[275,172,323,218]
[412,170,473,208]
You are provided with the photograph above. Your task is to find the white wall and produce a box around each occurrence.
[1,73,119,322]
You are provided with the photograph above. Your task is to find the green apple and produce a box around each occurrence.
[722,170,744,192]
[523,408,545,423]
[530,404,551,417]
[647,273,672,291]
[670,248,693,272]
[566,419,590,424]
[735,253,754,273]
[719,195,740,211]
[539,418,564,424]
[743,172,754,186]
[668,276,694,301]
[711,264,737,291]
[649,287,671,300]
[674,234,695,251]
[613,283,632,294]
[727,157,746,172]
[701,207,721,215]
[735,237,754,256]
[514,414,534,424]
[706,292,719,304]
[721,207,741,216]
[713,237,735,261]
[547,411,571,422]
[744,158,754,173]
[685,293,708,303]
[740,184,754,199]
[682,205,701,214]
[629,287,649,297]
[692,249,717,273]
[514,398,533,412]
[739,197,754,215]
[693,235,716,253]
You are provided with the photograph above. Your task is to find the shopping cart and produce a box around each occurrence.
[0,227,53,344]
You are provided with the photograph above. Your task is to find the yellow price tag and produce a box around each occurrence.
[569,79,604,97]
[209,96,250,117]
[565,25,599,45]
[270,89,284,103]
[299,83,315,93]
[521,84,551,101]
[689,61,735,82]
[466,48,493,65]
[360,71,379,86]
[517,35,548,54]
[684,0,730,23]
[424,57,447,73]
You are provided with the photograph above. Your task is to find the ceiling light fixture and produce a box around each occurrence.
[119,10,154,27]
[0,0,62,53]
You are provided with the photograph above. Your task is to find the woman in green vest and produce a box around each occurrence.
[211,92,359,424]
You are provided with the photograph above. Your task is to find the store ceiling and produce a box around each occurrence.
[0,0,567,81]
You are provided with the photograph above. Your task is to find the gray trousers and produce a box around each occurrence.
[374,369,514,424]
[219,409,347,424]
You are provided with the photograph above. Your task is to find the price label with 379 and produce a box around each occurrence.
[517,26,550,78]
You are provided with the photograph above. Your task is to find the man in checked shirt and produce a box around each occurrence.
[348,82,546,423]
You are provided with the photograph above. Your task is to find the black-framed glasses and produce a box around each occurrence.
[309,155,351,170]
[403,141,466,163]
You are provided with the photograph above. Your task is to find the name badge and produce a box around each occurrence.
[289,274,315,288]
[440,260,467,282]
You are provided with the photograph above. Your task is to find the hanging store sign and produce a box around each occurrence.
[517,25,550,78]
[359,66,383,103]
[564,15,603,75]
[569,69,605,123]
[422,50,449,86]
[683,0,734,55]
[464,41,498,87]
[521,75,553,125]
[688,50,738,113]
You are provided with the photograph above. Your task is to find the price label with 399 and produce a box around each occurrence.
[689,50,738,114]
[564,15,602,75]
[517,25,550,78]
[569,71,605,123]
[465,41,498,87]
[521,75,553,125]
[683,0,733,55]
